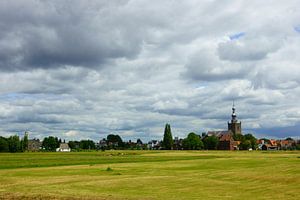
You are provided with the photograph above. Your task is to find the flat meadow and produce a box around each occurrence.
[0,151,299,200]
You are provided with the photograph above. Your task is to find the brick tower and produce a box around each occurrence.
[228,101,242,135]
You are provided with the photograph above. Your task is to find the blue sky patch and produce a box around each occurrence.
[294,26,300,33]
[229,32,245,40]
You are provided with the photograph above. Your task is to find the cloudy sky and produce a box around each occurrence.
[1,0,300,141]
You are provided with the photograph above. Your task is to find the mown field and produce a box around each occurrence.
[0,151,299,200]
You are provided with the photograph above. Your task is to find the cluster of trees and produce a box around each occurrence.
[162,124,264,150]
[67,134,125,151]
[42,136,65,151]
[235,133,258,150]
[0,133,28,153]
[68,140,96,150]
[162,124,219,150]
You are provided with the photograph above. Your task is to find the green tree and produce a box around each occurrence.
[107,134,124,149]
[244,133,257,149]
[0,136,9,152]
[42,136,60,151]
[182,132,203,150]
[23,132,29,151]
[80,140,96,150]
[239,139,252,150]
[233,134,244,141]
[68,141,80,150]
[203,135,219,150]
[162,123,173,150]
[8,135,21,153]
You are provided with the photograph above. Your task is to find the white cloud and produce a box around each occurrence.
[64,130,79,137]
[0,0,300,140]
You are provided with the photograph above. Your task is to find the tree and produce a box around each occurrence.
[107,134,124,149]
[239,140,252,150]
[162,123,173,150]
[23,132,29,151]
[233,134,244,141]
[243,133,257,149]
[182,132,203,150]
[42,136,60,151]
[8,135,21,153]
[80,140,96,150]
[203,135,219,150]
[68,141,80,150]
[0,136,9,152]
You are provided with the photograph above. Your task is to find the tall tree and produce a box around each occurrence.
[23,132,29,151]
[162,123,173,150]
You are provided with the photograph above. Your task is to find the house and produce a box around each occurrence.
[257,139,266,150]
[56,143,71,152]
[261,144,279,151]
[98,138,107,149]
[147,140,161,150]
[28,139,42,151]
[257,139,279,150]
[277,139,296,150]
[173,137,183,150]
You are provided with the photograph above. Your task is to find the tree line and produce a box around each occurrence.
[1,124,299,152]
[0,133,28,153]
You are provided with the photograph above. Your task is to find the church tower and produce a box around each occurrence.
[228,101,242,135]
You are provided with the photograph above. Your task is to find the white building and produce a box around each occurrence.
[56,143,71,152]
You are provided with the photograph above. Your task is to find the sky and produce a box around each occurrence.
[0,0,300,141]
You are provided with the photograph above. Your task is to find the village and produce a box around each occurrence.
[2,103,298,153]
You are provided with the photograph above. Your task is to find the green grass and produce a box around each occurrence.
[0,151,299,199]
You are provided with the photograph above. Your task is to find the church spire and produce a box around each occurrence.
[231,100,237,122]
[228,101,242,135]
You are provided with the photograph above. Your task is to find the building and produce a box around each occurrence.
[218,131,240,150]
[261,144,279,151]
[277,139,296,150]
[56,143,71,152]
[206,102,242,150]
[98,138,108,149]
[28,139,42,151]
[173,137,183,150]
[228,102,242,135]
[207,131,240,150]
[257,139,279,151]
[147,140,161,150]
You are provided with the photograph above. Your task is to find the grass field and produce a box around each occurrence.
[0,151,299,200]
